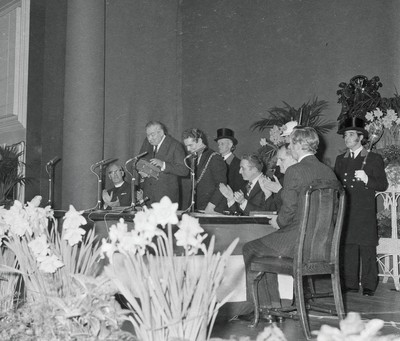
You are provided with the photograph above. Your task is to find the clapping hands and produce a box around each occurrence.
[259,175,282,195]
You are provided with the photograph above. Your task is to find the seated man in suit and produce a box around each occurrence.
[102,162,132,209]
[258,143,297,207]
[215,128,246,192]
[219,154,278,215]
[240,127,337,320]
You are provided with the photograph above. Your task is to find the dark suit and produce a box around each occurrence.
[225,154,246,192]
[195,147,227,210]
[228,179,279,216]
[106,181,131,208]
[242,155,337,308]
[334,148,388,291]
[139,134,188,206]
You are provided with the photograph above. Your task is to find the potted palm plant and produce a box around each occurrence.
[0,143,28,207]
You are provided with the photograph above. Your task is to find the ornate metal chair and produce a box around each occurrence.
[249,179,346,339]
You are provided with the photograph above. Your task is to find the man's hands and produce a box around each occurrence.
[259,175,282,195]
[219,183,234,201]
[149,158,164,169]
[233,190,245,204]
[102,190,120,209]
[355,170,368,184]
[266,214,280,229]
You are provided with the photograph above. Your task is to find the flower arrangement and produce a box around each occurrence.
[0,196,130,340]
[102,196,238,341]
[364,108,400,149]
[251,98,334,174]
[313,312,398,341]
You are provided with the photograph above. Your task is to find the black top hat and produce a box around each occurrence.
[214,128,238,145]
[337,117,369,139]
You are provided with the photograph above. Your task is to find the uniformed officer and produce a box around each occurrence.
[334,117,388,296]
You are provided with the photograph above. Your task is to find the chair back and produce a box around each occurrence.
[295,179,345,272]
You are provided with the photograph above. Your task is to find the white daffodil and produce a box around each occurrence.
[28,234,49,257]
[63,225,86,246]
[63,205,87,230]
[38,254,64,273]
[100,239,118,263]
[150,196,179,227]
[108,218,128,244]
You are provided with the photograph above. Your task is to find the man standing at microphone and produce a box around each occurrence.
[138,121,188,206]
[182,128,227,213]
[335,117,388,296]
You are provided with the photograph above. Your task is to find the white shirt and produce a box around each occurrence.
[239,173,263,210]
[351,146,363,158]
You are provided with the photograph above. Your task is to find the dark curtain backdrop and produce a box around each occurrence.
[28,0,400,209]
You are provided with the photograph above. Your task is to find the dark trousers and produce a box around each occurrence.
[342,244,378,291]
[242,237,282,310]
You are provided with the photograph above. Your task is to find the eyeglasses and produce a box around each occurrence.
[108,170,122,175]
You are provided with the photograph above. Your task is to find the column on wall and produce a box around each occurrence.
[61,0,105,209]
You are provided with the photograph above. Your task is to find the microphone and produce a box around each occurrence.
[46,156,61,166]
[185,146,206,159]
[93,158,116,167]
[126,151,148,164]
[137,196,149,207]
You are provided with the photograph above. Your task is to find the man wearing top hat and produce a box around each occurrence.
[215,128,246,192]
[334,117,388,297]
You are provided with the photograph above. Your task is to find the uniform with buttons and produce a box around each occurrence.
[334,147,388,292]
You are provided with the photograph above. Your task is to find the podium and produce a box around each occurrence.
[376,188,400,290]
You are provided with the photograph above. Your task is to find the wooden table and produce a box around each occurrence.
[54,209,293,304]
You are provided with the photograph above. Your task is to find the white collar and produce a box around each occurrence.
[155,135,166,150]
[114,181,124,188]
[298,153,313,163]
[223,152,232,160]
[350,146,363,158]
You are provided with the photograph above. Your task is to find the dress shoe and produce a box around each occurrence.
[260,312,277,323]
[343,287,359,293]
[362,289,375,296]
[230,312,254,322]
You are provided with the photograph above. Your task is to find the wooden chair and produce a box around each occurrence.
[249,179,346,339]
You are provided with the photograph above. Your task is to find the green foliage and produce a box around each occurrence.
[251,98,336,135]
[0,144,28,205]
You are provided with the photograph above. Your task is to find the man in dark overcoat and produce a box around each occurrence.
[182,128,227,213]
[138,121,188,206]
[214,128,246,192]
[334,117,388,296]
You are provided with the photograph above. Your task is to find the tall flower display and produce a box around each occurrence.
[0,196,129,340]
[102,196,238,341]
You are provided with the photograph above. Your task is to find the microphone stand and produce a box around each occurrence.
[46,164,55,208]
[89,163,106,210]
[125,158,137,211]
[184,154,197,213]
[125,152,148,211]
[45,158,61,208]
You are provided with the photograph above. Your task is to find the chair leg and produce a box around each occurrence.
[294,274,311,340]
[332,272,345,319]
[249,271,264,328]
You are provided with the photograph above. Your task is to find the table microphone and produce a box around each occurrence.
[46,156,61,166]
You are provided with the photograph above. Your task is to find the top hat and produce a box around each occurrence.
[337,117,369,139]
[215,128,238,145]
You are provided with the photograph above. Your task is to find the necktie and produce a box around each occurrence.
[153,146,157,158]
[245,182,252,196]
[350,152,354,159]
